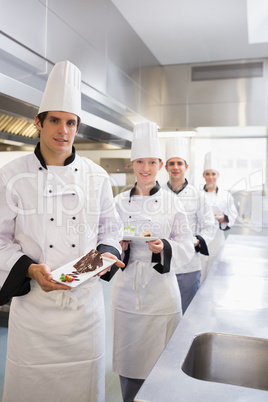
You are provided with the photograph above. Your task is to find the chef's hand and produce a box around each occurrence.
[147,239,163,254]
[97,252,125,276]
[215,213,225,223]
[120,240,130,252]
[194,239,200,247]
[27,263,71,292]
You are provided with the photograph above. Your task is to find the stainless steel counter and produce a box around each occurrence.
[135,235,268,401]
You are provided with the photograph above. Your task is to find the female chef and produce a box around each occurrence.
[201,151,238,281]
[110,122,194,402]
[0,61,124,402]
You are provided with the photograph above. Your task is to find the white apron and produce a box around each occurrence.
[3,278,105,402]
[111,242,182,379]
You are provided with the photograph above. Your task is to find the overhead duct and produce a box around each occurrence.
[191,61,263,81]
[0,71,133,150]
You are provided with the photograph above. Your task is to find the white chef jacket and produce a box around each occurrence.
[162,181,215,274]
[201,186,238,280]
[111,184,194,379]
[0,146,123,402]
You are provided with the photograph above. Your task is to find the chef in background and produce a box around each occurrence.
[201,151,238,282]
[111,122,194,402]
[0,60,124,402]
[162,137,215,313]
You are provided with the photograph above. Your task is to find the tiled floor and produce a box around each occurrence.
[0,280,122,402]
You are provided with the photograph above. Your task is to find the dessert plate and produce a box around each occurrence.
[52,255,116,288]
[123,234,158,242]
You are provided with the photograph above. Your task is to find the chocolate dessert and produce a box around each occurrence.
[73,249,103,273]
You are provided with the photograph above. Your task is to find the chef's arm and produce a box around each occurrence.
[151,239,172,274]
[0,255,33,305]
[219,214,230,230]
[97,244,123,281]
[195,235,209,256]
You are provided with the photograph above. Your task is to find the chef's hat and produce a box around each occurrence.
[130,122,162,161]
[38,60,81,118]
[165,137,188,163]
[203,151,219,172]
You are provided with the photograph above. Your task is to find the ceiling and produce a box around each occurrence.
[111,0,268,66]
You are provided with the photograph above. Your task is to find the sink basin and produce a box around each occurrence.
[182,332,268,391]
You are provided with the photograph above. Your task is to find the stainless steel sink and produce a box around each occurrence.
[182,332,268,391]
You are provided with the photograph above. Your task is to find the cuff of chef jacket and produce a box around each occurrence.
[151,239,172,274]
[195,235,209,256]
[97,244,121,282]
[0,255,35,306]
[220,215,230,231]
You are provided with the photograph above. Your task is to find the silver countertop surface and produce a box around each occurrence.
[135,234,268,401]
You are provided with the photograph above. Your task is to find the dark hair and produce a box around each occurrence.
[166,158,187,166]
[36,112,81,131]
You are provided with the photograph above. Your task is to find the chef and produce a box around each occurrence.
[0,60,124,402]
[201,151,238,281]
[162,137,215,313]
[111,122,194,402]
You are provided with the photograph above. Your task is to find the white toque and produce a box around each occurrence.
[130,121,162,161]
[203,151,219,172]
[165,137,188,163]
[38,60,81,118]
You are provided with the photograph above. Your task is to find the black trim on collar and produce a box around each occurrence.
[129,181,161,199]
[34,142,76,169]
[203,185,218,193]
[167,178,188,195]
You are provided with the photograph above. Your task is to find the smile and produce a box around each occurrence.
[54,138,67,143]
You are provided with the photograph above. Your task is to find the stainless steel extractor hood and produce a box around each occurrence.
[0,72,133,151]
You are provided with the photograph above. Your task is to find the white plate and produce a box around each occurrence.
[123,234,158,242]
[52,255,116,288]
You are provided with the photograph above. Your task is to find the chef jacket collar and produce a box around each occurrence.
[203,184,219,193]
[129,181,161,198]
[167,178,188,194]
[34,142,76,169]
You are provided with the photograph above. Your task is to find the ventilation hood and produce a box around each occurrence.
[0,72,133,151]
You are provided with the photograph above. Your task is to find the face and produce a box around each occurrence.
[131,158,163,187]
[165,157,188,181]
[35,111,78,161]
[203,169,219,187]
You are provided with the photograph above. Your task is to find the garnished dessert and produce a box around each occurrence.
[59,249,103,283]
[140,229,152,237]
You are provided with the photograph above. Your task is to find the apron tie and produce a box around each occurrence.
[55,290,78,310]
[54,279,97,310]
[130,260,148,310]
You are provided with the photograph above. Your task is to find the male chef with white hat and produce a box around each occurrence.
[0,60,124,402]
[162,137,215,313]
[201,151,238,281]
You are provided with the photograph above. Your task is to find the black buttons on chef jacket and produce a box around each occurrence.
[75,168,78,172]
[49,245,53,248]
[49,190,52,193]
[72,216,76,220]
[50,218,54,221]
[39,167,42,171]
[72,244,76,248]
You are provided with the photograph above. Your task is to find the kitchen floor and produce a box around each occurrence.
[0,280,122,402]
